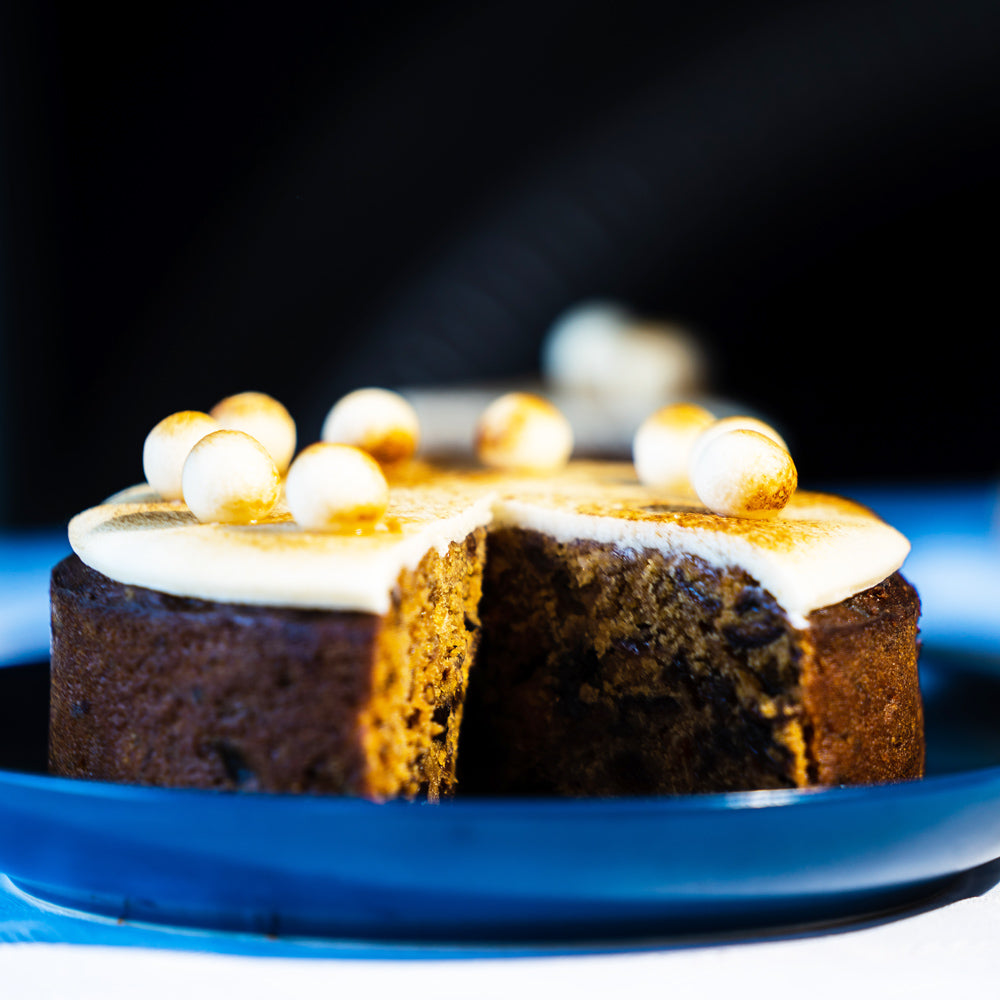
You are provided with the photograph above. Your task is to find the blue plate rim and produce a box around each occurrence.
[3,757,1000,814]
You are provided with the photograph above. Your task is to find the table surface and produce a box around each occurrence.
[2,481,999,995]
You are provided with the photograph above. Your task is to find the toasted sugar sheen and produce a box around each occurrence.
[69,462,910,623]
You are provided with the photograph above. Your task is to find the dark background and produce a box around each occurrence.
[1,1,997,527]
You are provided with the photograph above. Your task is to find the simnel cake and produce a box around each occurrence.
[49,390,923,799]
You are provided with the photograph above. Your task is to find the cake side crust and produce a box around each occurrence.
[801,573,924,784]
[49,527,487,799]
[50,553,379,791]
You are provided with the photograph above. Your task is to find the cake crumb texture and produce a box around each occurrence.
[360,528,484,800]
[458,527,922,795]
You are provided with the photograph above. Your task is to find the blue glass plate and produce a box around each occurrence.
[1,487,999,950]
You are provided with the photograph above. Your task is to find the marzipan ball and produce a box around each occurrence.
[286,442,390,530]
[210,391,297,473]
[182,429,281,524]
[691,428,797,519]
[690,415,789,471]
[475,392,574,472]
[542,301,705,398]
[142,410,220,500]
[321,387,420,465]
[633,402,715,491]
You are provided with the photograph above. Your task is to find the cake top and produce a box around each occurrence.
[68,458,909,626]
[65,387,911,626]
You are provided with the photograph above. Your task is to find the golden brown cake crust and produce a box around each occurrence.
[802,573,924,784]
[50,553,377,792]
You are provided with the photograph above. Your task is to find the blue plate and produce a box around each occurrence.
[0,651,998,948]
[1,487,999,950]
